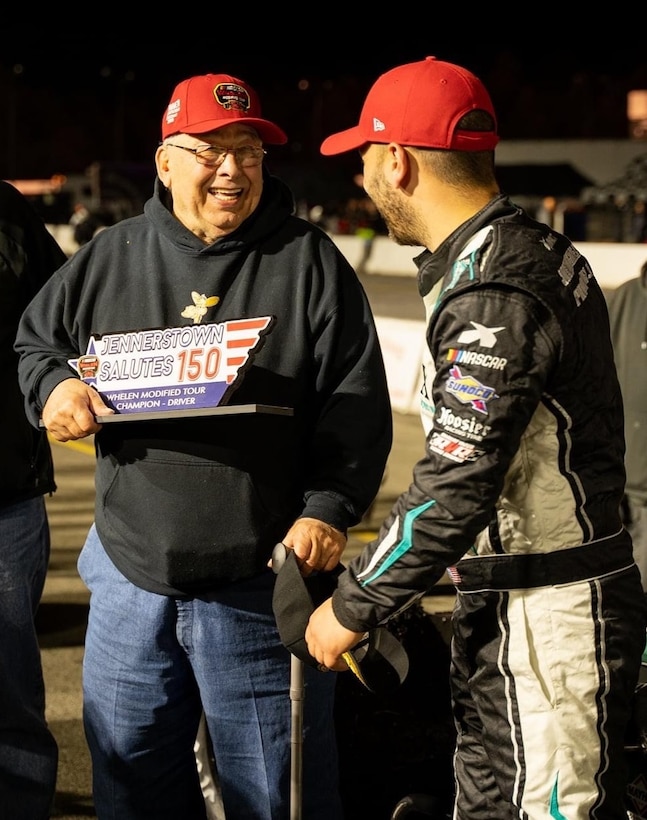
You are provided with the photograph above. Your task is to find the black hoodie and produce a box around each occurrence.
[0,180,67,508]
[15,174,392,594]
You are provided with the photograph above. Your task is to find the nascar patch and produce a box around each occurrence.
[446,348,507,370]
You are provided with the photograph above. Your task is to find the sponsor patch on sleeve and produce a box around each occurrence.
[445,365,498,414]
[429,431,485,463]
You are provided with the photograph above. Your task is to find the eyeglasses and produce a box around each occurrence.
[166,143,267,168]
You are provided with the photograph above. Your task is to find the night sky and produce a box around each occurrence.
[3,21,646,208]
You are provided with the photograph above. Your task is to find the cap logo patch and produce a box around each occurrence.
[165,99,181,127]
[373,117,385,132]
[213,82,251,112]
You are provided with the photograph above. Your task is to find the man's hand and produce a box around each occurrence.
[42,378,114,441]
[305,597,364,672]
[278,517,346,575]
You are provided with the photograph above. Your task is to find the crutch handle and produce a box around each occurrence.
[271,542,288,574]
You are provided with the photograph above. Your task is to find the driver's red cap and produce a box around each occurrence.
[320,56,498,155]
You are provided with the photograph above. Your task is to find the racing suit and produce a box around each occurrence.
[332,194,647,819]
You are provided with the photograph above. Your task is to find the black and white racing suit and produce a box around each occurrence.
[333,195,647,819]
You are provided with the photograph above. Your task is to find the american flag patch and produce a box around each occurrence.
[446,565,462,584]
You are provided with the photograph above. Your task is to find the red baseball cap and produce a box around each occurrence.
[162,73,288,144]
[320,56,498,155]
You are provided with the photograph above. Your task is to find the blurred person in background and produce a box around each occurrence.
[0,179,66,819]
[15,72,392,819]
[307,56,647,819]
[608,258,647,594]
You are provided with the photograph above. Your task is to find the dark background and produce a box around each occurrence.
[4,22,647,172]
[3,21,647,223]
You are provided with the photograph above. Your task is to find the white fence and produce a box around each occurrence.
[333,234,647,290]
[47,225,647,290]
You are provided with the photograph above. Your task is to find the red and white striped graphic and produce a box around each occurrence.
[223,316,272,383]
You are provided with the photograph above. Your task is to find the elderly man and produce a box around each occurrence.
[16,72,392,819]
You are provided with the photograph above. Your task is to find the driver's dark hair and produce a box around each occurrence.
[417,109,498,190]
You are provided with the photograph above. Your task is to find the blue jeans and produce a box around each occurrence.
[78,526,342,820]
[0,496,58,820]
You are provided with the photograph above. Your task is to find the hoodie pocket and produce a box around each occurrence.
[98,451,286,588]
